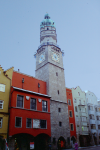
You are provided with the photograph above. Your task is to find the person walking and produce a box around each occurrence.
[74,141,78,150]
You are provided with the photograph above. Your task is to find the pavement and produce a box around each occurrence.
[62,145,100,150]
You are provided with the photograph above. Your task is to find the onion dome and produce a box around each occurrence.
[40,13,56,28]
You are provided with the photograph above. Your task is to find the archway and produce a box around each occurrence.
[34,133,50,150]
[8,133,34,150]
[58,136,66,149]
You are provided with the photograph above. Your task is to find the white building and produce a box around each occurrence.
[72,86,89,147]
[86,91,100,144]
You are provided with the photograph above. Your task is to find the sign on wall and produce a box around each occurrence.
[33,119,40,128]
[30,142,34,149]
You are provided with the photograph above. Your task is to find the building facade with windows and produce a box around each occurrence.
[0,66,14,148]
[8,71,51,150]
[72,86,89,147]
[86,91,100,145]
[66,88,76,146]
[35,13,70,149]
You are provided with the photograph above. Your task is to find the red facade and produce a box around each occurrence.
[66,88,76,139]
[9,71,51,138]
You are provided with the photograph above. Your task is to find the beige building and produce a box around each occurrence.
[0,66,13,147]
[72,86,89,147]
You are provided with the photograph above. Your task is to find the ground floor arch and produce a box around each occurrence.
[8,133,50,150]
[57,136,66,149]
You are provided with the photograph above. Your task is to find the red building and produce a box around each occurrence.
[8,71,51,150]
[66,88,76,144]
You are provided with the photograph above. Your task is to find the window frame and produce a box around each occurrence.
[69,110,73,118]
[15,117,22,128]
[0,100,4,109]
[16,95,24,108]
[42,100,47,112]
[75,106,78,112]
[0,84,5,92]
[40,120,47,129]
[0,117,3,128]
[30,98,36,110]
[74,98,76,103]
[91,124,96,129]
[26,118,32,128]
[68,99,71,106]
[70,123,74,131]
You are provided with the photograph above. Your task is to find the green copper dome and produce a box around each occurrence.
[40,13,56,28]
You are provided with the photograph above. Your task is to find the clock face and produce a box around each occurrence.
[39,53,45,63]
[52,52,59,62]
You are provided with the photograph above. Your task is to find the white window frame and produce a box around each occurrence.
[0,84,5,92]
[0,100,4,109]
[42,100,48,112]
[15,117,22,128]
[0,117,3,128]
[68,99,71,105]
[26,118,32,128]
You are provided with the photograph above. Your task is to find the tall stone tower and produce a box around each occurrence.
[35,13,70,147]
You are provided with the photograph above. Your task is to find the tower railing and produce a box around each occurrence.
[38,42,60,49]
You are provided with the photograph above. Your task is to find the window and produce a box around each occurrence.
[30,98,36,110]
[58,108,61,112]
[58,90,59,94]
[97,116,99,120]
[98,125,100,129]
[0,84,5,92]
[47,28,49,30]
[59,122,62,127]
[70,124,74,131]
[78,92,80,96]
[56,72,58,76]
[91,124,96,129]
[74,99,76,103]
[40,120,46,129]
[75,106,78,112]
[17,95,23,108]
[69,111,72,117]
[0,100,3,109]
[88,105,93,110]
[95,107,99,112]
[53,138,56,144]
[68,99,71,105]
[81,116,86,122]
[0,117,3,128]
[26,118,32,128]
[42,100,47,112]
[79,100,81,105]
[15,117,22,127]
[89,114,95,120]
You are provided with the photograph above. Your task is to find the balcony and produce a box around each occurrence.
[90,119,96,124]
[38,42,60,49]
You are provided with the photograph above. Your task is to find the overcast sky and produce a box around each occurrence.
[0,0,100,99]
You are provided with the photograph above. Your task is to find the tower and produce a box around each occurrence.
[35,14,70,148]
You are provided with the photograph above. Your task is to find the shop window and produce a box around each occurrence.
[42,100,47,112]
[17,95,24,108]
[0,100,4,109]
[0,117,3,128]
[15,117,22,128]
[30,98,36,110]
[26,118,32,128]
[40,120,46,129]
